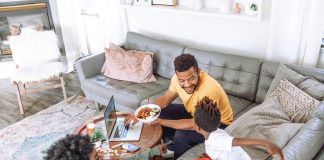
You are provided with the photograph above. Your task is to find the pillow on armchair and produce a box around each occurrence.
[101,43,156,83]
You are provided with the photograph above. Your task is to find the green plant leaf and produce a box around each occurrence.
[90,128,105,142]
[250,3,258,11]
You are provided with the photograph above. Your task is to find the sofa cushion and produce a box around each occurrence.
[124,32,185,79]
[256,61,324,103]
[234,103,259,120]
[178,143,205,160]
[81,74,170,109]
[101,44,156,83]
[269,79,320,123]
[227,95,253,118]
[255,61,278,103]
[225,97,304,160]
[183,48,262,102]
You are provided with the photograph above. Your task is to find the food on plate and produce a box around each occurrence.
[136,107,160,119]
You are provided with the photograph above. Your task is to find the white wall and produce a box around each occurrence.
[80,0,324,68]
[126,8,270,58]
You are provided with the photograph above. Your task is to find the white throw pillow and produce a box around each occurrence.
[9,30,60,67]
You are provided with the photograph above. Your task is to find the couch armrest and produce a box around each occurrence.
[75,52,105,81]
[272,117,324,160]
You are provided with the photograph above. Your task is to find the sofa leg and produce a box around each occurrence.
[15,83,24,114]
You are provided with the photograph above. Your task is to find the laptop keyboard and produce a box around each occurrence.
[113,121,129,138]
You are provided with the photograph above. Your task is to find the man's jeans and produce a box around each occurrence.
[159,104,204,159]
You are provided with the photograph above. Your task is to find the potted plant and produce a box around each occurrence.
[90,128,105,148]
[245,2,258,15]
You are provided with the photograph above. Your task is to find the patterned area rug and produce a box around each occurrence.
[0,96,100,160]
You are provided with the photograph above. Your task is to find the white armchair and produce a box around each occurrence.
[9,30,67,114]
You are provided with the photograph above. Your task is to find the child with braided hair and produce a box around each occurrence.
[193,96,284,160]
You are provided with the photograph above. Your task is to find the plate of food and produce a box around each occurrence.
[135,104,161,123]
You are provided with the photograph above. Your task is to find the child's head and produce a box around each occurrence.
[194,96,221,134]
[44,134,104,160]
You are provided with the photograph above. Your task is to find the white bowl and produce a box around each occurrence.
[135,104,161,123]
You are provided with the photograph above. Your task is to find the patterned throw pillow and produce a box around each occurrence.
[269,79,320,123]
[101,43,157,83]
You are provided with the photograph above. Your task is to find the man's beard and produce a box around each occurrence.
[182,79,199,94]
[183,85,196,94]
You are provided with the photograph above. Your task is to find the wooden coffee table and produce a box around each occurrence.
[73,114,162,160]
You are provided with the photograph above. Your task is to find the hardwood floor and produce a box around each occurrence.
[0,72,83,129]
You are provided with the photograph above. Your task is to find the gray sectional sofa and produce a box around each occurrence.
[75,32,324,160]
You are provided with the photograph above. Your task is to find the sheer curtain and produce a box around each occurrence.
[51,0,126,72]
[297,0,324,67]
[80,0,126,51]
[266,0,324,67]
[100,0,127,47]
[51,0,89,72]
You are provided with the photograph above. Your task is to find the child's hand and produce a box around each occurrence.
[157,141,171,154]
[198,152,211,159]
[266,144,284,160]
[157,141,172,154]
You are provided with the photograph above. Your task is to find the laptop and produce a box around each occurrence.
[104,96,143,141]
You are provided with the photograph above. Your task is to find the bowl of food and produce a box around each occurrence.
[135,104,161,123]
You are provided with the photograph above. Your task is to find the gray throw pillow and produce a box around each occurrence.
[266,63,324,101]
[297,79,324,100]
[269,79,320,123]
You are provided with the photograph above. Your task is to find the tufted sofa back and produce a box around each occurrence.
[184,48,262,101]
[124,32,185,79]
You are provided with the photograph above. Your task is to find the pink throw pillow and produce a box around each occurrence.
[101,44,156,83]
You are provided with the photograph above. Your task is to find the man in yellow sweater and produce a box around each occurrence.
[125,54,233,158]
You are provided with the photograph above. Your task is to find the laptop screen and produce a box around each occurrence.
[104,96,117,139]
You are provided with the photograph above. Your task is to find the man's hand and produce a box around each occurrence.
[266,143,284,160]
[124,113,139,127]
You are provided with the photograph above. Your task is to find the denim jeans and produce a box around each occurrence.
[159,104,204,159]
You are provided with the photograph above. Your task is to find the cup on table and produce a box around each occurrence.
[87,120,95,134]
